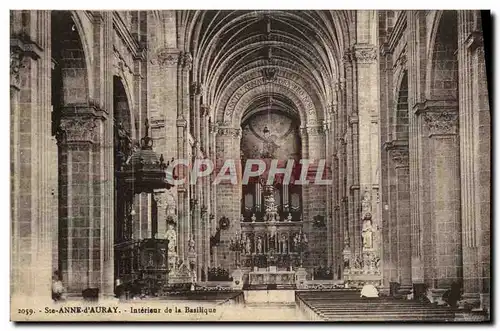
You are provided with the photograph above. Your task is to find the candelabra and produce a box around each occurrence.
[296,228,308,267]
[229,231,245,268]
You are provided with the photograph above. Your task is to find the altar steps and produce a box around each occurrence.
[296,291,456,322]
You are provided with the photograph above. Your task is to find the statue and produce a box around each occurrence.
[287,213,292,222]
[245,235,252,254]
[361,190,371,219]
[261,127,280,159]
[257,237,263,254]
[293,233,299,251]
[354,255,363,269]
[188,236,196,253]
[362,219,374,249]
[165,223,177,254]
[281,234,288,253]
[251,214,256,223]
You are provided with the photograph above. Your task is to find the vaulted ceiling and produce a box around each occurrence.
[180,10,354,126]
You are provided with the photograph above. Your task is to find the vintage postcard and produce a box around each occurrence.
[10,9,491,322]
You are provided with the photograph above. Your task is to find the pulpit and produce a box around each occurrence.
[114,120,174,296]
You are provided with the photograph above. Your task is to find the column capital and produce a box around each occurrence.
[57,115,101,145]
[353,45,378,64]
[180,51,193,71]
[390,148,409,168]
[157,47,180,67]
[176,117,187,128]
[10,49,22,89]
[342,49,353,64]
[209,121,219,134]
[303,125,325,136]
[384,140,409,168]
[422,111,459,137]
[10,37,43,89]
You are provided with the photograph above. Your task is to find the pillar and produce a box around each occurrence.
[390,145,411,290]
[57,109,107,295]
[176,51,192,264]
[215,126,241,272]
[422,109,462,290]
[10,11,55,302]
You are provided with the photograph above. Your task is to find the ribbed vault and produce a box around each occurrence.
[181,10,353,125]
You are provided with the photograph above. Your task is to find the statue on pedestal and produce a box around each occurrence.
[361,190,371,220]
[257,237,263,254]
[188,236,196,253]
[165,222,177,254]
[245,235,252,254]
[362,219,374,250]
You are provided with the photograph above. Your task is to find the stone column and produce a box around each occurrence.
[422,110,462,290]
[191,82,203,281]
[57,111,106,295]
[353,44,380,276]
[10,12,55,301]
[176,51,192,264]
[215,127,241,272]
[457,12,490,309]
[100,11,115,298]
[201,105,211,277]
[304,126,327,268]
[390,145,411,290]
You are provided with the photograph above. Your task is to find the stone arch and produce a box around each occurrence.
[113,75,136,139]
[69,11,94,98]
[226,80,312,128]
[426,11,459,100]
[51,11,90,106]
[215,64,327,122]
[393,70,409,141]
[219,77,317,127]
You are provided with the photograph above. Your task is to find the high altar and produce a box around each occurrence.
[233,180,309,288]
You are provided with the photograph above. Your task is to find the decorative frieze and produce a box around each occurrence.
[390,148,409,168]
[353,45,378,64]
[10,50,22,88]
[157,48,180,67]
[422,111,459,137]
[217,127,241,137]
[57,116,99,144]
[10,37,43,89]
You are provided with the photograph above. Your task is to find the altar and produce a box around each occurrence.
[248,269,295,287]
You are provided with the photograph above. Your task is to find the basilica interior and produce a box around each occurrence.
[10,10,491,318]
